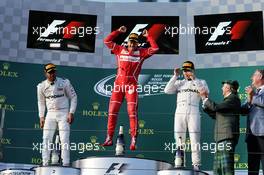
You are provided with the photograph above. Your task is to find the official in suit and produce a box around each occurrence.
[200,80,241,175]
[241,69,264,175]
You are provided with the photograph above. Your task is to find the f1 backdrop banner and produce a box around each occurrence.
[111,16,179,54]
[27,10,98,52]
[0,60,261,170]
[194,11,264,54]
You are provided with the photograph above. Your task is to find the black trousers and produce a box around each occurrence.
[247,134,264,175]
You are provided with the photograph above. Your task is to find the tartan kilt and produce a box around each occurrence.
[213,140,235,175]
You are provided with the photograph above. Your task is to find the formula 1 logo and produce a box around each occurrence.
[194,11,263,53]
[112,16,179,54]
[27,10,98,52]
[105,163,127,175]
[34,20,99,43]
[38,20,84,41]
[121,24,148,47]
[206,20,251,46]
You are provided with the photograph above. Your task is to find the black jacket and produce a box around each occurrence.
[203,93,241,144]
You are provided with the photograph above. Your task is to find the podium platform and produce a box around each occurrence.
[0,158,212,175]
[33,166,80,175]
[0,168,35,175]
[72,156,173,175]
[158,168,209,175]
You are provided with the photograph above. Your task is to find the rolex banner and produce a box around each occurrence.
[0,60,258,171]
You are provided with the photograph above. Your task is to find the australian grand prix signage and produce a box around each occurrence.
[94,74,172,97]
[194,11,264,53]
[111,16,179,54]
[27,10,98,52]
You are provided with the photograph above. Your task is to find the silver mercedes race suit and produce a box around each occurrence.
[164,75,209,166]
[37,77,77,165]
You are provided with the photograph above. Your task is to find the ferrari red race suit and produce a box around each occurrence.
[104,30,159,138]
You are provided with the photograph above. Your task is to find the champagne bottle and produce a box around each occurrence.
[174,137,184,168]
[115,126,125,156]
[51,134,61,165]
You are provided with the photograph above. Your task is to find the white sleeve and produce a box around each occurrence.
[164,75,180,94]
[65,79,77,114]
[201,80,209,93]
[37,83,46,118]
[202,98,209,108]
[195,79,209,93]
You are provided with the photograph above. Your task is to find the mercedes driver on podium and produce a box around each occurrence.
[37,63,77,166]
[102,26,159,150]
[164,61,209,170]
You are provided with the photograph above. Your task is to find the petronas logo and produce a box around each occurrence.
[138,120,146,128]
[90,136,97,143]
[0,96,6,103]
[92,102,100,110]
[3,63,10,70]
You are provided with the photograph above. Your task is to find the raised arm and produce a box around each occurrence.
[164,68,182,94]
[141,29,159,59]
[104,26,126,54]
[204,95,241,114]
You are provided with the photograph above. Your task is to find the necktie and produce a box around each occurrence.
[256,88,261,95]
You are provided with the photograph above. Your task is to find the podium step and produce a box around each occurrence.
[33,166,80,175]
[0,169,35,175]
[158,169,209,175]
[72,156,172,175]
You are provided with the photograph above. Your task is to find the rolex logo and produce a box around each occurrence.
[82,102,107,117]
[3,63,10,70]
[0,95,15,111]
[92,102,100,110]
[0,62,18,78]
[90,136,97,143]
[0,96,6,103]
[234,154,240,162]
[138,120,146,128]
[135,120,154,135]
